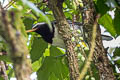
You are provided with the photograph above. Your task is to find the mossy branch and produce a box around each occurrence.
[0,6,31,80]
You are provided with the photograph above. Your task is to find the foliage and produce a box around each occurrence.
[0,0,120,80]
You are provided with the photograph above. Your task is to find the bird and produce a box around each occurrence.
[26,20,113,48]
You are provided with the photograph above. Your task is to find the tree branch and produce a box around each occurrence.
[3,0,15,10]
[48,0,79,80]
[81,0,115,80]
[79,14,100,80]
[0,52,8,80]
[0,6,32,80]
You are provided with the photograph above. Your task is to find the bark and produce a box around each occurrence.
[79,14,100,80]
[0,52,8,80]
[48,0,79,80]
[81,0,115,80]
[0,6,31,80]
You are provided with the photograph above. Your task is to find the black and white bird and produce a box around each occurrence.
[26,20,113,48]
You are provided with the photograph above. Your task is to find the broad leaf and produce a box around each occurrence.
[96,0,110,16]
[30,37,48,62]
[50,46,64,56]
[32,58,42,72]
[98,13,116,36]
[37,56,68,80]
[113,9,120,35]
[113,48,120,57]
[23,17,35,30]
[21,0,52,31]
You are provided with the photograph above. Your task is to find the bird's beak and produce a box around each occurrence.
[26,28,38,33]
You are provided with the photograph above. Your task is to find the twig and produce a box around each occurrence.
[79,14,100,80]
[3,0,15,10]
[81,0,115,79]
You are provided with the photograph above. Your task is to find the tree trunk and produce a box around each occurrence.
[82,0,115,80]
[48,0,79,80]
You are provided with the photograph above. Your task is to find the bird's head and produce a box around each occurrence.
[26,22,54,44]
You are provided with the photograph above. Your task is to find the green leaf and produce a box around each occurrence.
[21,0,52,31]
[23,17,35,30]
[64,11,73,19]
[96,0,110,16]
[0,55,12,62]
[0,77,4,80]
[113,9,120,35]
[48,73,58,80]
[8,65,15,79]
[91,62,100,80]
[113,48,120,57]
[52,58,69,79]
[98,13,116,36]
[37,56,69,80]
[37,57,55,80]
[30,37,48,62]
[50,46,64,57]
[115,60,120,68]
[32,58,42,72]
[46,15,55,21]
[64,0,72,9]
